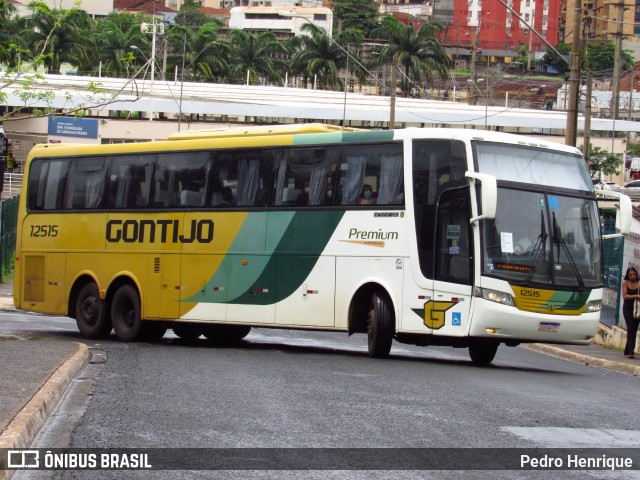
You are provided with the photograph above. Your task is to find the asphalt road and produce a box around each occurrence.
[3,313,640,480]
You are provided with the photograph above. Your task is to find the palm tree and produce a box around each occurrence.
[0,0,26,68]
[291,23,363,91]
[22,3,93,74]
[92,13,150,78]
[226,29,286,85]
[166,22,229,83]
[370,16,450,97]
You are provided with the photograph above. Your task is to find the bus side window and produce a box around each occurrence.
[28,159,68,211]
[338,142,403,206]
[271,147,335,207]
[377,153,404,205]
[64,157,107,210]
[108,155,153,209]
[220,149,272,207]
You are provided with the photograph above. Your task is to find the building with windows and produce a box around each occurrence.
[564,0,635,45]
[440,0,561,70]
[229,6,333,37]
[8,0,113,17]
[165,0,323,9]
[114,0,177,19]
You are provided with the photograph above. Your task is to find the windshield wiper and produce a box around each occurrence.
[524,210,548,283]
[552,212,585,289]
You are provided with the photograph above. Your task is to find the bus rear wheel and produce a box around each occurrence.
[111,284,142,342]
[468,339,499,365]
[75,283,111,339]
[203,325,251,344]
[367,290,394,358]
[140,322,167,342]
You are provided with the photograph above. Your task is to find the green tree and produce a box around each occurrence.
[580,143,623,178]
[21,2,93,74]
[282,35,308,86]
[290,23,364,90]
[332,0,378,37]
[541,42,571,74]
[626,143,640,158]
[0,9,149,120]
[585,40,634,77]
[0,0,26,67]
[167,22,229,82]
[93,12,150,77]
[174,0,211,30]
[226,29,286,84]
[370,16,450,96]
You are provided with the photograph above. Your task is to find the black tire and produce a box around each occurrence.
[172,323,203,340]
[75,282,111,339]
[111,284,142,342]
[139,322,167,342]
[367,290,394,358]
[202,325,251,344]
[468,340,499,365]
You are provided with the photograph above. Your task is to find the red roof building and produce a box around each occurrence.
[114,0,176,15]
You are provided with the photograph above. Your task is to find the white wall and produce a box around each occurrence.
[229,7,333,37]
[14,0,114,17]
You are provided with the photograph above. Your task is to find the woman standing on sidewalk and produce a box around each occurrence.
[621,266,640,359]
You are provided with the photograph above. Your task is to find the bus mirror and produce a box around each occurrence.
[597,190,632,238]
[466,172,497,224]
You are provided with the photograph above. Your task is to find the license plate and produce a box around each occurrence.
[538,322,560,332]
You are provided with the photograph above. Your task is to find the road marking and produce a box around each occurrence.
[502,427,640,447]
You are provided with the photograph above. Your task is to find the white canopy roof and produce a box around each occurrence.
[3,73,639,133]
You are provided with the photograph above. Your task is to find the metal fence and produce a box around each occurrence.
[2,173,23,200]
[0,196,19,283]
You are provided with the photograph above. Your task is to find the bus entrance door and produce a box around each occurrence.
[431,189,473,336]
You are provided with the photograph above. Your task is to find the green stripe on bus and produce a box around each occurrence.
[228,210,344,305]
[340,130,395,143]
[546,290,591,310]
[183,211,344,305]
[293,130,395,146]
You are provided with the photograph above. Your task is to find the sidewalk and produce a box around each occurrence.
[0,280,89,469]
[0,280,638,461]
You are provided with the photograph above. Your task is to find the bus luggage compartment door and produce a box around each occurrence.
[147,254,180,320]
[275,256,335,327]
[23,253,66,314]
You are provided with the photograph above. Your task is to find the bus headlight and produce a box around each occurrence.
[474,287,515,307]
[585,300,602,312]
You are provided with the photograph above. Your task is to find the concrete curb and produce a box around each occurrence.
[525,343,640,376]
[0,343,89,480]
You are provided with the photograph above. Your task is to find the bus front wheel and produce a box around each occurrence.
[367,290,394,358]
[111,284,142,342]
[468,339,499,365]
[75,283,111,339]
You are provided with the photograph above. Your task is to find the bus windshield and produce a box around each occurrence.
[475,142,592,191]
[476,143,602,288]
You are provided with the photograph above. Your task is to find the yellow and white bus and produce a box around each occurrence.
[14,124,631,364]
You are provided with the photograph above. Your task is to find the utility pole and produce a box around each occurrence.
[527,25,533,71]
[390,58,396,129]
[611,0,626,121]
[468,25,479,106]
[584,70,593,164]
[629,66,635,120]
[583,10,593,164]
[565,0,582,147]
